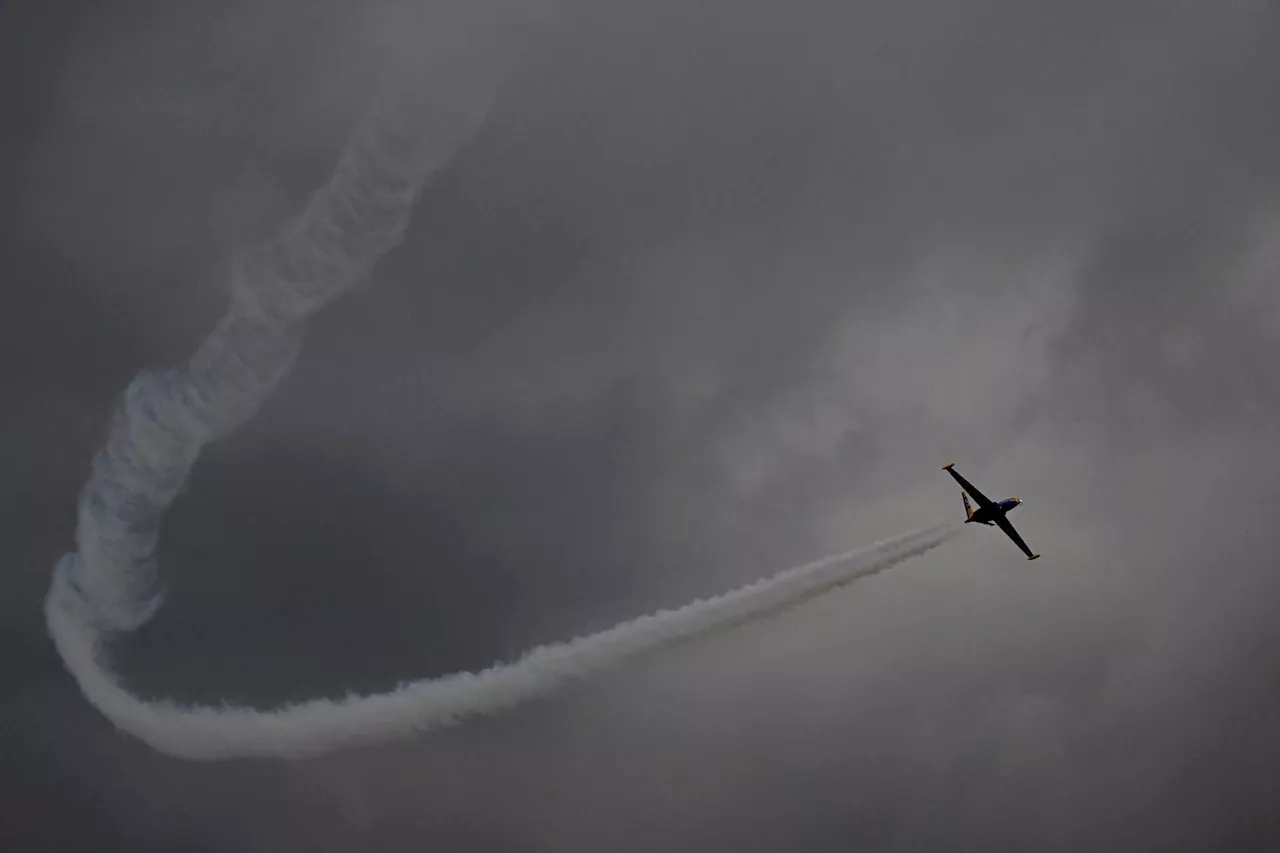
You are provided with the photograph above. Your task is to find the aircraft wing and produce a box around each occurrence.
[943,465,993,508]
[995,516,1040,560]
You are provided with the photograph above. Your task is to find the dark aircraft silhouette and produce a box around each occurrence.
[942,462,1040,560]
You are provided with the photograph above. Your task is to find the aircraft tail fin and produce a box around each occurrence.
[961,491,974,519]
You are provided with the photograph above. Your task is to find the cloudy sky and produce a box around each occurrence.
[5,0,1280,849]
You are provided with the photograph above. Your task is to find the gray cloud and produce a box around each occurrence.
[5,0,1280,850]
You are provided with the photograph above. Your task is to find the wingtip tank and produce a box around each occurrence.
[942,461,955,470]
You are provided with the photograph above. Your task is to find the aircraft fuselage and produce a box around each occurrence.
[966,497,1022,526]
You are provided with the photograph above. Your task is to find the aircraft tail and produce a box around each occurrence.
[961,491,974,519]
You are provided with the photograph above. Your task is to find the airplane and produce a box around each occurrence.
[942,462,1040,560]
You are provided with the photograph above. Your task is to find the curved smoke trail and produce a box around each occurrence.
[49,523,958,760]
[43,20,962,762]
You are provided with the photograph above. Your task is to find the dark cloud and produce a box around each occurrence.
[6,1,1280,850]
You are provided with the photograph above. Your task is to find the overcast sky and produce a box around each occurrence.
[5,1,1280,850]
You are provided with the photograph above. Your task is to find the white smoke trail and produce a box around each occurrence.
[48,82,494,638]
[47,523,959,760]
[42,14,962,762]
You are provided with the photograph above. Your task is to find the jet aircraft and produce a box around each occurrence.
[942,462,1040,560]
